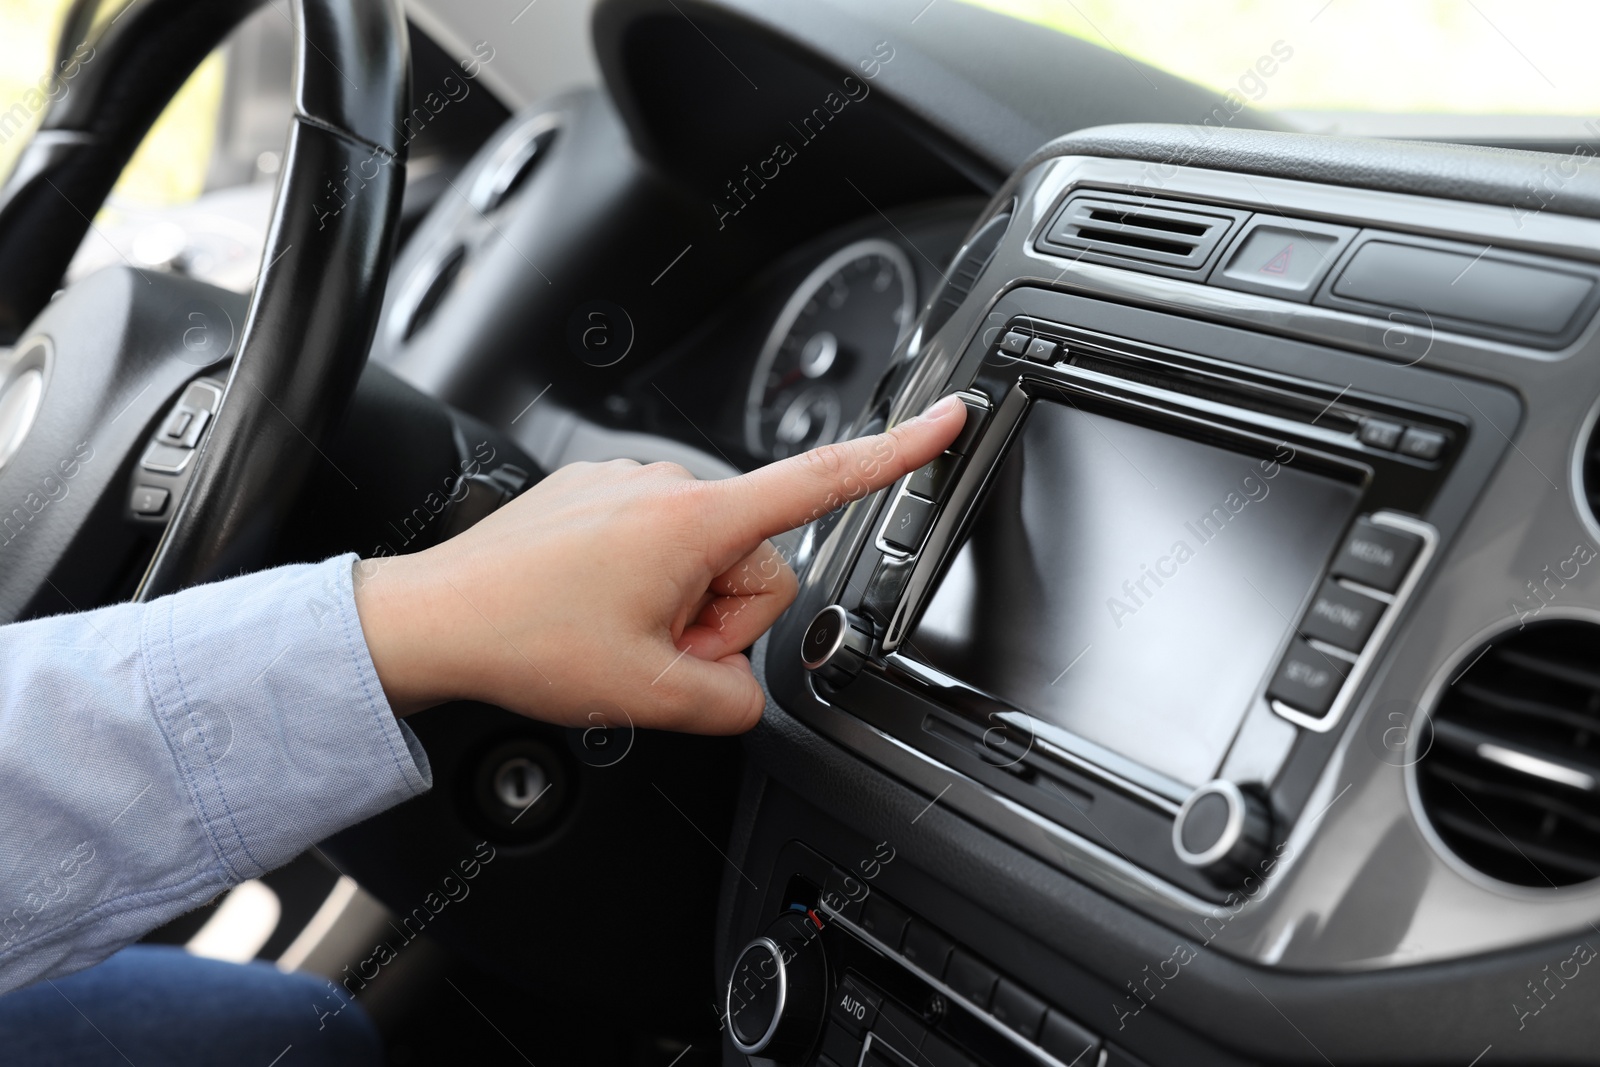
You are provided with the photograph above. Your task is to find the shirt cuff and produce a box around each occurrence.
[139,553,432,881]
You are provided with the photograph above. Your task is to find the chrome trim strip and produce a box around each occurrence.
[1172,779,1246,869]
[1476,742,1596,793]
[726,935,788,1055]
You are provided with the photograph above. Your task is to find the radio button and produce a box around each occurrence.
[1267,639,1350,718]
[830,975,881,1037]
[1299,579,1384,652]
[947,393,990,455]
[1331,518,1421,592]
[907,452,959,503]
[882,495,936,553]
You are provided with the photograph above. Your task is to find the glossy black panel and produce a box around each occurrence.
[906,399,1360,787]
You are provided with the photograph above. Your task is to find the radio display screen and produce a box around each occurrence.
[905,399,1361,788]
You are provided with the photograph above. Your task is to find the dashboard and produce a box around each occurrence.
[327,2,1600,1066]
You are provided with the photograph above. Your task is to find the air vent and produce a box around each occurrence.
[922,208,1012,340]
[1416,621,1600,887]
[1035,191,1247,276]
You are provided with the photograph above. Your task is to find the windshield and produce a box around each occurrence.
[960,0,1600,132]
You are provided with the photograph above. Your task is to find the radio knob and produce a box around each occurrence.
[725,913,829,1062]
[800,605,874,687]
[1172,779,1272,885]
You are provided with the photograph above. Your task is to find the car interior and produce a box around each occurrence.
[1,0,1598,1063]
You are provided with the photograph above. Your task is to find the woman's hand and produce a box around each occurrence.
[352,396,966,733]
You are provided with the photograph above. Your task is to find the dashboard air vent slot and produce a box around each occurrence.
[1035,191,1247,275]
[1416,621,1600,887]
[922,208,1012,341]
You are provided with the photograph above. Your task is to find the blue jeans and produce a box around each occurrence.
[0,945,382,1066]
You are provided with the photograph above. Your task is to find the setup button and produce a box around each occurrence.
[1267,639,1350,719]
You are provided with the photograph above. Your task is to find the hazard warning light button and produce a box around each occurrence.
[1213,218,1357,302]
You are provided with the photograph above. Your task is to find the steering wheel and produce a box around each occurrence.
[0,0,408,619]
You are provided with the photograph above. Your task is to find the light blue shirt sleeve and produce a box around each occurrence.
[0,553,431,994]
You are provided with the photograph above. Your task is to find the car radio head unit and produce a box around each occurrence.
[784,292,1461,897]
[903,395,1362,789]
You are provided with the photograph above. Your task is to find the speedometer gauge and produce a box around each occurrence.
[745,238,917,459]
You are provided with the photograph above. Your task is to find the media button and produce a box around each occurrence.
[1331,518,1421,593]
[1267,639,1350,719]
[1299,579,1384,652]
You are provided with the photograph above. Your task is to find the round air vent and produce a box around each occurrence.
[1416,620,1600,887]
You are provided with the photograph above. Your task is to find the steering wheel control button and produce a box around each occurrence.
[725,915,829,1061]
[1022,336,1058,363]
[830,975,881,1036]
[944,950,997,1010]
[907,452,959,503]
[1357,417,1404,450]
[139,440,195,475]
[899,921,953,978]
[1331,518,1422,592]
[1299,579,1384,652]
[946,392,990,455]
[129,485,170,517]
[1039,1011,1100,1067]
[1398,425,1447,460]
[159,409,193,442]
[802,607,875,688]
[1266,639,1350,718]
[996,330,1030,357]
[1173,779,1272,884]
[990,978,1046,1040]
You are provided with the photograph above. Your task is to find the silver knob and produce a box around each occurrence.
[800,605,874,687]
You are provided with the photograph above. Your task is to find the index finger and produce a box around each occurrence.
[708,394,968,548]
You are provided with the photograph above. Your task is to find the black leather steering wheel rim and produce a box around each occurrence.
[0,0,409,601]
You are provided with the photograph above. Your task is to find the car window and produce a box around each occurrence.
[958,0,1600,118]
[0,0,223,205]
